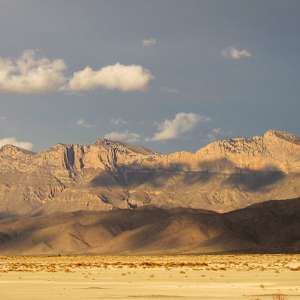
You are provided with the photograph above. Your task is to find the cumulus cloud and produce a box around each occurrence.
[149,112,210,141]
[0,50,67,94]
[68,63,153,92]
[0,137,33,150]
[0,50,153,94]
[104,131,140,143]
[76,118,95,128]
[221,47,252,60]
[143,38,157,47]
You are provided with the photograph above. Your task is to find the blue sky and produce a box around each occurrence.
[0,0,299,153]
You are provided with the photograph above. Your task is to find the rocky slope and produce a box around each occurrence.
[1,130,300,215]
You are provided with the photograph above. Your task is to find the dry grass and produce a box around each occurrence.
[0,254,299,273]
[250,294,288,300]
[273,294,287,300]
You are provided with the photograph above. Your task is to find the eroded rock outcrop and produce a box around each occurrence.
[1,130,300,215]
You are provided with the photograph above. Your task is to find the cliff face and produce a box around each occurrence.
[1,130,300,215]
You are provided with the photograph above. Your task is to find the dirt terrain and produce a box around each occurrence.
[0,198,300,255]
[0,255,299,300]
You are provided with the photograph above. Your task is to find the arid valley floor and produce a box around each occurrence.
[0,255,299,300]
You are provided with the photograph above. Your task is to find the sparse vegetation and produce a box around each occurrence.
[249,294,288,300]
[0,255,297,299]
[273,294,287,300]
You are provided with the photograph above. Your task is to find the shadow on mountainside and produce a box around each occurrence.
[90,158,287,192]
[223,197,300,249]
[225,168,285,192]
[0,198,300,254]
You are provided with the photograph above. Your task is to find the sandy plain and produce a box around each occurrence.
[0,255,299,300]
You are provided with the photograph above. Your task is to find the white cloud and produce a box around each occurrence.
[0,137,33,150]
[143,38,157,47]
[207,128,232,141]
[104,131,140,143]
[0,116,6,121]
[0,50,154,94]
[0,50,67,94]
[76,118,95,128]
[68,63,153,92]
[149,112,210,141]
[110,117,128,126]
[207,128,223,141]
[221,47,252,60]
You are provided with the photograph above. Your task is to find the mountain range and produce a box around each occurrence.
[1,129,300,215]
[1,129,300,254]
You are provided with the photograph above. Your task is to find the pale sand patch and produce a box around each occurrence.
[0,255,299,299]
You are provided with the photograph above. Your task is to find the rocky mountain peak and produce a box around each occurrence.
[198,130,300,157]
[0,144,34,161]
[1,130,300,215]
[94,138,156,155]
[263,129,300,144]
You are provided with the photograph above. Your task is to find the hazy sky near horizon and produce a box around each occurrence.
[0,0,299,153]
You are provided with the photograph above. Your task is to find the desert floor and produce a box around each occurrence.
[0,255,299,300]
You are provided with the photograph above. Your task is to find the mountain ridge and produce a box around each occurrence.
[1,129,300,215]
[0,197,299,255]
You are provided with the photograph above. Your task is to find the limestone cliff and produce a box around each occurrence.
[1,130,300,215]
